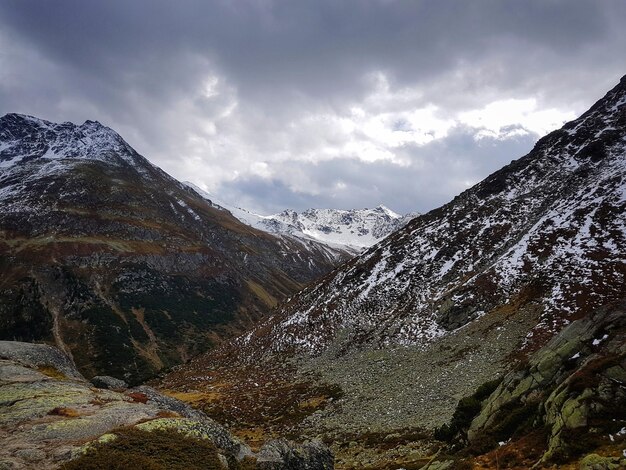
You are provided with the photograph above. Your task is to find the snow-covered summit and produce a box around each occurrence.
[0,113,142,170]
[185,182,416,250]
[269,206,416,249]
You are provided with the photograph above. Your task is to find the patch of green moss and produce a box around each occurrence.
[37,365,68,380]
[60,427,224,470]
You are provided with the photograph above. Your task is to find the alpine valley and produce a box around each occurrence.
[0,113,408,384]
[0,74,624,470]
[159,76,626,469]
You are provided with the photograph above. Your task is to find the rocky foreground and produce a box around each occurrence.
[0,341,333,469]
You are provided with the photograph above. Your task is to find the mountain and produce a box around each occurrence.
[0,113,352,383]
[237,74,626,358]
[186,182,416,252]
[160,76,626,467]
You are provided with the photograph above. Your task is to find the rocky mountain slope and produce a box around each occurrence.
[161,76,626,468]
[0,113,351,384]
[186,182,416,252]
[236,74,626,359]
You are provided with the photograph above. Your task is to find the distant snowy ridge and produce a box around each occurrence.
[185,182,417,251]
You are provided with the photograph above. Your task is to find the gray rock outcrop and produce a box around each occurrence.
[90,375,128,390]
[256,438,333,470]
[467,301,626,464]
[0,341,84,381]
[0,341,334,469]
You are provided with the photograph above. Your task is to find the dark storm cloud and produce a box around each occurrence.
[0,1,625,214]
[1,1,621,100]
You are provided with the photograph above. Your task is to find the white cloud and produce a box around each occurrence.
[176,70,592,212]
[459,98,576,139]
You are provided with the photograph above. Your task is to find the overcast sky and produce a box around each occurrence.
[1,1,625,214]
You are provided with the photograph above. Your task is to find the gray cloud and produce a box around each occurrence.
[219,126,538,214]
[1,1,625,214]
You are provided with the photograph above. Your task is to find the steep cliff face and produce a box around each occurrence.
[0,114,350,383]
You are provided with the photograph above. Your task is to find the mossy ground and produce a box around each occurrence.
[60,427,224,470]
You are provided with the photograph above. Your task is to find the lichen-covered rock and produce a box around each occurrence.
[467,302,626,463]
[256,438,333,470]
[90,375,127,390]
[0,360,49,384]
[0,341,84,381]
[1,379,101,425]
[131,385,253,459]
[579,453,626,470]
[0,342,253,468]
[0,341,335,469]
[136,417,252,461]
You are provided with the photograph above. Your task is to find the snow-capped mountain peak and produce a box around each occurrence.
[0,113,138,168]
[185,182,417,250]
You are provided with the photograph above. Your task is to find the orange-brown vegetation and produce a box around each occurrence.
[158,361,342,449]
[126,392,149,404]
[48,407,81,418]
[37,366,68,380]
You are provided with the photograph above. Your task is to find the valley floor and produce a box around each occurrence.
[157,300,626,470]
[156,303,541,468]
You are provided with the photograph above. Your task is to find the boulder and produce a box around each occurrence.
[466,302,626,464]
[136,417,252,461]
[256,438,333,470]
[90,375,128,390]
[579,453,626,470]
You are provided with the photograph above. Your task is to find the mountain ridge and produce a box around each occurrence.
[185,181,416,252]
[0,112,353,383]
[231,73,626,359]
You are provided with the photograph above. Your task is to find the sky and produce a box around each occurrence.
[1,1,625,215]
